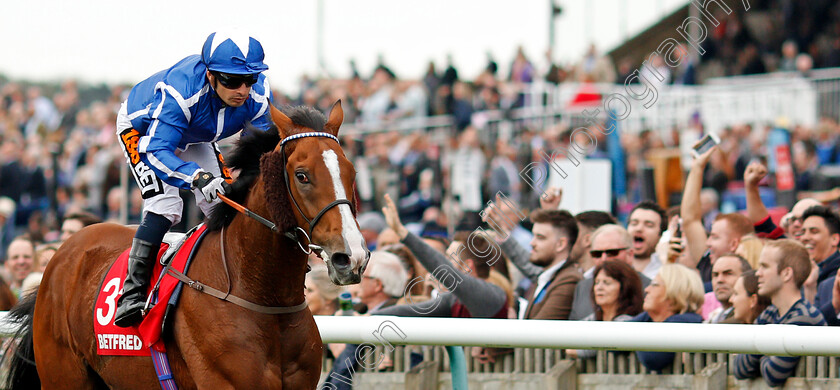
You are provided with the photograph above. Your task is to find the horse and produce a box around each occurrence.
[5,101,369,389]
[0,277,17,310]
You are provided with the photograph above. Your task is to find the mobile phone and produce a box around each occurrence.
[691,133,720,158]
[674,218,682,238]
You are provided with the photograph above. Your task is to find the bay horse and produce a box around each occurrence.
[5,101,369,389]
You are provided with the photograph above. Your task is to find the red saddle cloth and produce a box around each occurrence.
[93,225,208,356]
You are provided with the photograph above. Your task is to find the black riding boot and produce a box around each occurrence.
[114,238,157,327]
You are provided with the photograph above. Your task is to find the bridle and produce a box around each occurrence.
[219,131,353,255]
[278,132,353,254]
[220,132,353,254]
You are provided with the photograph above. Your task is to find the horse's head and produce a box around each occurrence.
[263,101,369,285]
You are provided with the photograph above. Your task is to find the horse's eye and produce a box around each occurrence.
[295,172,310,184]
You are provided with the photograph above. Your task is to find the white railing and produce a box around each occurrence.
[1,312,834,356]
[315,316,840,357]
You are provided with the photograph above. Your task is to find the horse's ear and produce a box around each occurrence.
[324,100,344,136]
[270,105,294,138]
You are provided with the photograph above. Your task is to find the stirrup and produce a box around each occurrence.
[143,290,156,315]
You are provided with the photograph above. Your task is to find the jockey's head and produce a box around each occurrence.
[201,30,268,75]
[201,30,268,106]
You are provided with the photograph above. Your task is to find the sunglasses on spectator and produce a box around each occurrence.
[589,247,628,258]
[212,71,259,89]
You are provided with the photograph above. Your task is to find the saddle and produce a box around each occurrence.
[93,224,209,356]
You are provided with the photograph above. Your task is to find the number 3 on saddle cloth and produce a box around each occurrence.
[93,225,209,374]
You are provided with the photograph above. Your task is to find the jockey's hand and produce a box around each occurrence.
[192,171,231,202]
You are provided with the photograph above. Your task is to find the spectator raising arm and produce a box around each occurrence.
[379,194,507,318]
[540,186,563,211]
[744,162,786,239]
[482,197,544,280]
[744,162,771,225]
[681,144,717,268]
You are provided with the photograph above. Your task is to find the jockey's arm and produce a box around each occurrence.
[141,97,202,190]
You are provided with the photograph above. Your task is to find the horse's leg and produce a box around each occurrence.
[95,356,161,390]
[32,256,102,389]
[32,224,145,389]
[172,318,267,389]
[171,303,290,389]
[33,321,100,389]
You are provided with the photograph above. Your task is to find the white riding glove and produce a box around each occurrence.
[192,171,231,202]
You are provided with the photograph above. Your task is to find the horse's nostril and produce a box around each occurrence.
[331,253,351,268]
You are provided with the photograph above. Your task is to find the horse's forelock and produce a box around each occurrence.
[282,106,327,133]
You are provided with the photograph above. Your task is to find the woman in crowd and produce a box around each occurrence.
[35,243,58,273]
[736,234,763,270]
[567,260,644,359]
[726,270,771,324]
[631,263,705,372]
[305,263,344,316]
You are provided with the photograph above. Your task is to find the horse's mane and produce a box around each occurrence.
[205,105,328,231]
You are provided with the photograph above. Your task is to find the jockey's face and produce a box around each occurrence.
[207,71,253,107]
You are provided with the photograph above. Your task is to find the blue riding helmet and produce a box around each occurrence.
[201,31,269,75]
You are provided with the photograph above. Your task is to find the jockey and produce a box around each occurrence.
[113,30,273,327]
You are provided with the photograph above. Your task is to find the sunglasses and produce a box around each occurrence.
[589,247,628,258]
[213,71,259,89]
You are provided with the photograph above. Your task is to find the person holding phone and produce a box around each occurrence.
[691,133,720,158]
[680,141,754,288]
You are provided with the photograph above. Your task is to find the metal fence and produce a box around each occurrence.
[322,345,840,380]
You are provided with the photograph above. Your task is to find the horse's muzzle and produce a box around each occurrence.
[327,252,362,285]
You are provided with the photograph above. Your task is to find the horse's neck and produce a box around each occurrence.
[223,216,307,307]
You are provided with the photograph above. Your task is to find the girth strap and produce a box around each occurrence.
[166,269,308,315]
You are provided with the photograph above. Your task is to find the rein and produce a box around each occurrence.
[218,194,277,232]
[166,225,308,315]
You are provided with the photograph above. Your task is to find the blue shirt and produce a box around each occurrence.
[630,311,703,372]
[125,55,273,189]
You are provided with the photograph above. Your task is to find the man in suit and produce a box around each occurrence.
[497,209,581,320]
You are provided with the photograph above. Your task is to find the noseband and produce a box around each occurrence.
[279,132,353,253]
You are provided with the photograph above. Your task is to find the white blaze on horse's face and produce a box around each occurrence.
[322,149,369,285]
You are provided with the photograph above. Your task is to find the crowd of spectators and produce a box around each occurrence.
[701,0,840,77]
[318,145,840,387]
[6,14,840,386]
